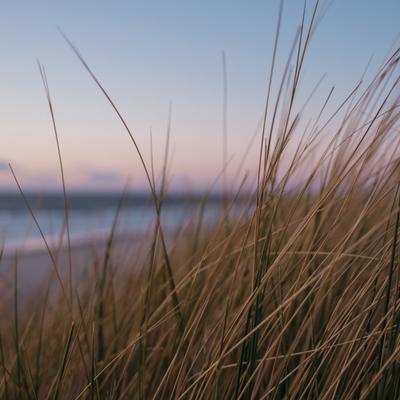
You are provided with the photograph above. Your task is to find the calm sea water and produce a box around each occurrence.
[0,193,230,254]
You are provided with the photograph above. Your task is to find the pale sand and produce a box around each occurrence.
[0,234,145,308]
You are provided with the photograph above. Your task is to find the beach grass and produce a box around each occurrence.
[2,2,400,399]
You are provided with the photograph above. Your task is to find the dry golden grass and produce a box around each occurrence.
[2,2,400,398]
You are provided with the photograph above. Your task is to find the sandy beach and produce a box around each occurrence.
[0,233,143,307]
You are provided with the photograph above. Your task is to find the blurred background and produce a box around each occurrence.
[0,0,399,252]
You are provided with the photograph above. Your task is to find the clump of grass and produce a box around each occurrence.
[2,2,400,399]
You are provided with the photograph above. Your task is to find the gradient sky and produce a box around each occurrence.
[0,0,399,191]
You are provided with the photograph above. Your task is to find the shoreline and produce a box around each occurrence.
[0,232,144,303]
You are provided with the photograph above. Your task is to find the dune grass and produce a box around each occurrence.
[2,2,400,399]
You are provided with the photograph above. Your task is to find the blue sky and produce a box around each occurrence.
[0,0,399,191]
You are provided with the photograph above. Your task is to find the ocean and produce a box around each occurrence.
[0,192,232,254]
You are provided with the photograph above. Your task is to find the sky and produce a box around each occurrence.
[0,0,399,192]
